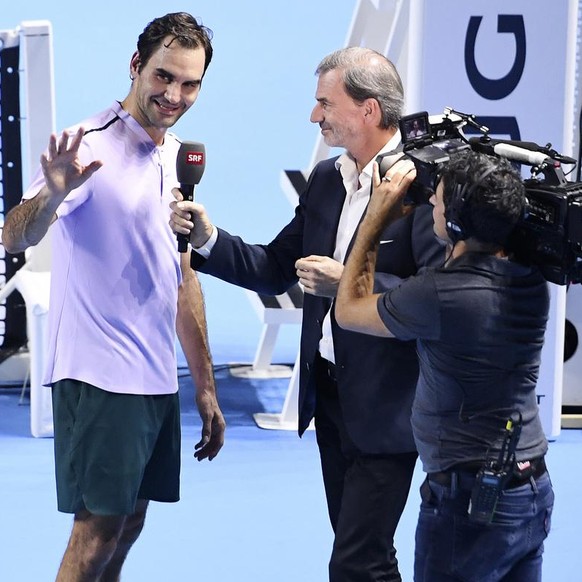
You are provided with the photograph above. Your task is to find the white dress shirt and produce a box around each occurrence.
[319,133,401,363]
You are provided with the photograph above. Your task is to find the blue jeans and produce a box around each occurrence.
[414,471,554,582]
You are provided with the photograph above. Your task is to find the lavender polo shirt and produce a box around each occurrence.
[23,102,182,395]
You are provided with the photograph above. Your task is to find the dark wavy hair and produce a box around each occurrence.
[441,150,525,246]
[136,12,213,75]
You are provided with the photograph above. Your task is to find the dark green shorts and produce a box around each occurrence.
[52,379,181,516]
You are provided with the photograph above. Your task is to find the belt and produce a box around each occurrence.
[428,456,547,490]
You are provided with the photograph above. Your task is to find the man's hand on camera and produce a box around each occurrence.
[367,159,417,225]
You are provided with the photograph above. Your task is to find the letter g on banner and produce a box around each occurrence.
[465,15,526,100]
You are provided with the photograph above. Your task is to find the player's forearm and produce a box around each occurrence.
[176,254,216,395]
[2,189,59,253]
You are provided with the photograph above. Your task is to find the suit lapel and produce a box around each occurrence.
[315,163,346,257]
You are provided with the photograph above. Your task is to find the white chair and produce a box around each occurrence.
[0,237,52,437]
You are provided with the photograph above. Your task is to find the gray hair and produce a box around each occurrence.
[315,47,404,130]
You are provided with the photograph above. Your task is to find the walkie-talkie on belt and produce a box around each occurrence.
[468,414,522,524]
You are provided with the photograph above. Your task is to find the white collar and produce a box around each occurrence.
[334,131,402,185]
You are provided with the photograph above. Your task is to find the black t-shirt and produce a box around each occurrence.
[377,252,550,473]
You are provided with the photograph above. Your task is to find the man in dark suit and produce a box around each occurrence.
[170,47,443,581]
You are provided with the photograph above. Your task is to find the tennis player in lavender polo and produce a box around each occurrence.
[2,13,224,582]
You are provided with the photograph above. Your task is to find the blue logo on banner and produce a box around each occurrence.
[465,15,526,100]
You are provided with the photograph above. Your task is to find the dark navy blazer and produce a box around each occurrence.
[191,156,444,454]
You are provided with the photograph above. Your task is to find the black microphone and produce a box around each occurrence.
[468,137,549,166]
[469,137,576,165]
[508,141,577,165]
[176,141,206,253]
[492,143,551,167]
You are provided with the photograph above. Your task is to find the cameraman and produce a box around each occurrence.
[336,149,554,581]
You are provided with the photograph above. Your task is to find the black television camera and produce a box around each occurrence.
[377,109,472,205]
[376,107,582,285]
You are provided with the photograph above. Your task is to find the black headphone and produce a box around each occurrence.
[444,165,498,244]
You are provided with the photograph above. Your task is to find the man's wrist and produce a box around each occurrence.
[192,225,218,258]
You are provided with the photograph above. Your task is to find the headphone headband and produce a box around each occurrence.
[445,164,497,243]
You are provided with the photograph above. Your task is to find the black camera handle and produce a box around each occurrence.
[444,106,490,135]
